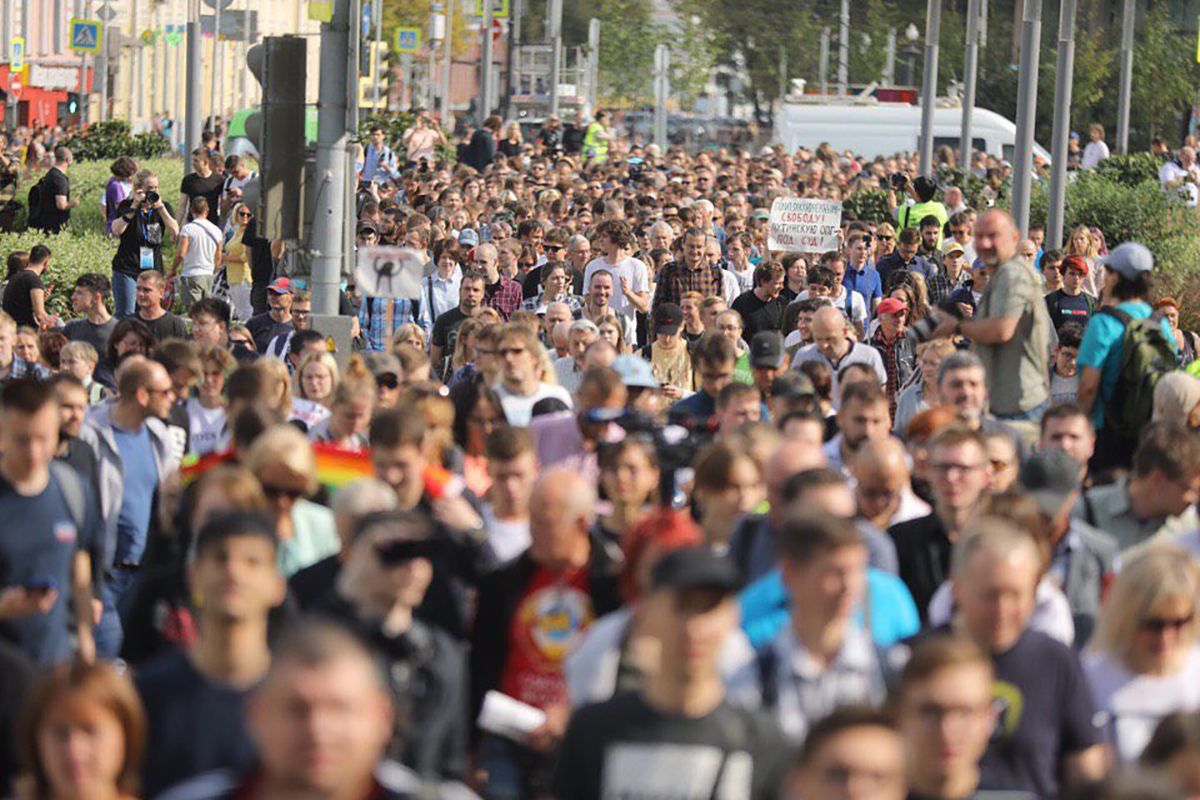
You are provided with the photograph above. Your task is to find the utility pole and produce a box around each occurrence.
[547,0,561,116]
[918,0,941,176]
[653,43,668,151]
[837,0,848,96]
[1010,0,1042,235]
[184,0,202,155]
[1047,0,1076,249]
[480,0,493,120]
[586,17,598,114]
[371,0,381,108]
[778,44,786,103]
[127,0,138,121]
[960,0,981,170]
[440,0,452,122]
[1115,0,1134,153]
[884,27,895,85]
[311,0,349,317]
[818,27,829,96]
[211,0,221,125]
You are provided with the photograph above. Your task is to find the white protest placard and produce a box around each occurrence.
[353,246,425,299]
[767,197,843,252]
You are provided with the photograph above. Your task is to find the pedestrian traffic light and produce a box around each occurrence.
[246,35,307,240]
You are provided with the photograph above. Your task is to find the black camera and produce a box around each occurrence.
[907,298,964,345]
[890,172,910,190]
[144,190,160,205]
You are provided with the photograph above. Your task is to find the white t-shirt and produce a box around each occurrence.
[1084,645,1200,762]
[1081,140,1110,170]
[481,502,531,566]
[583,256,649,317]
[178,218,223,277]
[187,398,227,455]
[290,397,331,430]
[493,382,574,427]
[1159,160,1200,207]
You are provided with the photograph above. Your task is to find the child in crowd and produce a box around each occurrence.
[59,340,110,404]
[1049,321,1084,405]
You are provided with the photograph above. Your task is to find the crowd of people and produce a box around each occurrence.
[3,106,1200,800]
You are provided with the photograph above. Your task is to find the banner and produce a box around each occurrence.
[353,246,424,299]
[767,197,843,252]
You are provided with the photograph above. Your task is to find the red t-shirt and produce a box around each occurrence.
[498,564,594,709]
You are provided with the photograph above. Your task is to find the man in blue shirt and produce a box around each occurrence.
[1076,242,1175,472]
[0,378,102,664]
[842,233,881,318]
[669,332,737,429]
[358,125,400,184]
[876,227,936,288]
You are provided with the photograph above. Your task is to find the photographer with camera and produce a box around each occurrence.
[111,169,179,318]
[887,172,948,241]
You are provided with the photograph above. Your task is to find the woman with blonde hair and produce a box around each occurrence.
[596,313,629,354]
[307,355,374,451]
[241,424,338,576]
[18,660,147,800]
[292,350,339,428]
[1085,546,1200,762]
[407,383,459,469]
[1064,224,1101,296]
[449,317,484,377]
[221,201,256,321]
[498,120,524,159]
[391,322,427,352]
[254,357,293,420]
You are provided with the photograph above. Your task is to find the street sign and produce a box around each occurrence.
[492,18,503,42]
[96,5,117,22]
[354,247,424,299]
[201,0,235,9]
[474,0,509,18]
[394,27,420,53]
[10,75,21,101]
[164,24,183,46]
[69,19,102,53]
[10,36,24,71]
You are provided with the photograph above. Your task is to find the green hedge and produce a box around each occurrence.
[60,121,171,162]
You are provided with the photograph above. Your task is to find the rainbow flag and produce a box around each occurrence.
[179,444,374,492]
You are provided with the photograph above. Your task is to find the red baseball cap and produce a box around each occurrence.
[877,297,908,316]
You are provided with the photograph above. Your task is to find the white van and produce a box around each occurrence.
[774,100,1052,164]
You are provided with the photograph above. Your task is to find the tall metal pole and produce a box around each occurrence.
[371,0,381,108]
[918,0,941,176]
[1010,0,1042,235]
[884,27,895,85]
[440,0,451,122]
[1046,0,1076,249]
[960,0,981,170]
[1115,0,1134,153]
[210,0,221,126]
[818,27,829,96]
[836,0,848,96]
[547,0,561,116]
[480,0,493,120]
[184,0,202,155]
[149,1,159,120]
[586,17,598,114]
[778,44,786,103]
[312,0,350,316]
[127,0,138,121]
[349,0,360,130]
[653,43,667,151]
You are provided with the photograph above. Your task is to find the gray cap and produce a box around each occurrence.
[1018,447,1080,516]
[1098,242,1153,281]
[363,351,401,378]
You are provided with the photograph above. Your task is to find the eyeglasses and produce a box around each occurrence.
[877,234,894,241]
[1140,614,1194,634]
[293,310,311,318]
[376,374,399,390]
[262,483,306,500]
[930,461,983,476]
[230,337,253,347]
[237,211,251,218]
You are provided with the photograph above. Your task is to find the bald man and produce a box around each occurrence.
[791,306,887,404]
[852,437,931,531]
[932,209,1051,436]
[470,468,622,795]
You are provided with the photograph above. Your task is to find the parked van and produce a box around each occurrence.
[774,100,1052,164]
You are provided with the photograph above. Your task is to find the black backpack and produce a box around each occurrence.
[26,177,43,230]
[1099,306,1177,439]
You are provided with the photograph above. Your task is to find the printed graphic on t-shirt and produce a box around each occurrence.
[601,743,753,800]
[499,567,593,708]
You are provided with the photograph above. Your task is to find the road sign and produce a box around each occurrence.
[492,18,503,42]
[69,19,102,53]
[96,5,117,22]
[394,26,420,53]
[474,0,509,18]
[10,75,21,101]
[10,37,24,70]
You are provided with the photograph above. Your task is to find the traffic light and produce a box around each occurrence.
[246,36,307,240]
[358,41,388,109]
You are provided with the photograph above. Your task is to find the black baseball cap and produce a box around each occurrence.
[654,303,684,335]
[750,331,787,369]
[650,547,740,594]
[770,370,816,400]
[1018,447,1080,516]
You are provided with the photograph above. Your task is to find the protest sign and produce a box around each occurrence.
[353,246,424,299]
[767,197,843,252]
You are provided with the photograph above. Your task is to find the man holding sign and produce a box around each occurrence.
[767,197,843,253]
[354,246,426,352]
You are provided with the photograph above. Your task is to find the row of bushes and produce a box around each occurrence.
[60,121,171,163]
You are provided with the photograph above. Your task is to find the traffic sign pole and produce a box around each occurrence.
[481,0,492,120]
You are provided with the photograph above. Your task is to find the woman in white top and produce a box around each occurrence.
[292,350,338,430]
[1084,546,1200,762]
[187,345,234,455]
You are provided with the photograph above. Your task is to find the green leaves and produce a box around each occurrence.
[61,120,171,162]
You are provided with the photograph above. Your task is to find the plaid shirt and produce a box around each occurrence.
[869,328,915,418]
[0,356,49,383]
[925,269,968,306]
[358,296,419,352]
[485,276,523,320]
[652,260,725,316]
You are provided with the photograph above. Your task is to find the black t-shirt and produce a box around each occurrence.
[554,692,787,800]
[0,638,31,795]
[180,171,224,222]
[245,312,294,353]
[38,167,70,232]
[137,310,190,342]
[288,554,340,611]
[0,471,100,665]
[134,647,259,799]
[1045,289,1095,330]
[113,198,176,276]
[1,268,43,328]
[888,513,951,623]
[63,317,118,388]
[979,630,1104,798]
[730,290,787,342]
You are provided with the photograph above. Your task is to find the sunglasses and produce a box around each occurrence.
[375,538,438,566]
[1140,614,1194,634]
[230,337,253,347]
[376,374,399,390]
[262,483,306,500]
